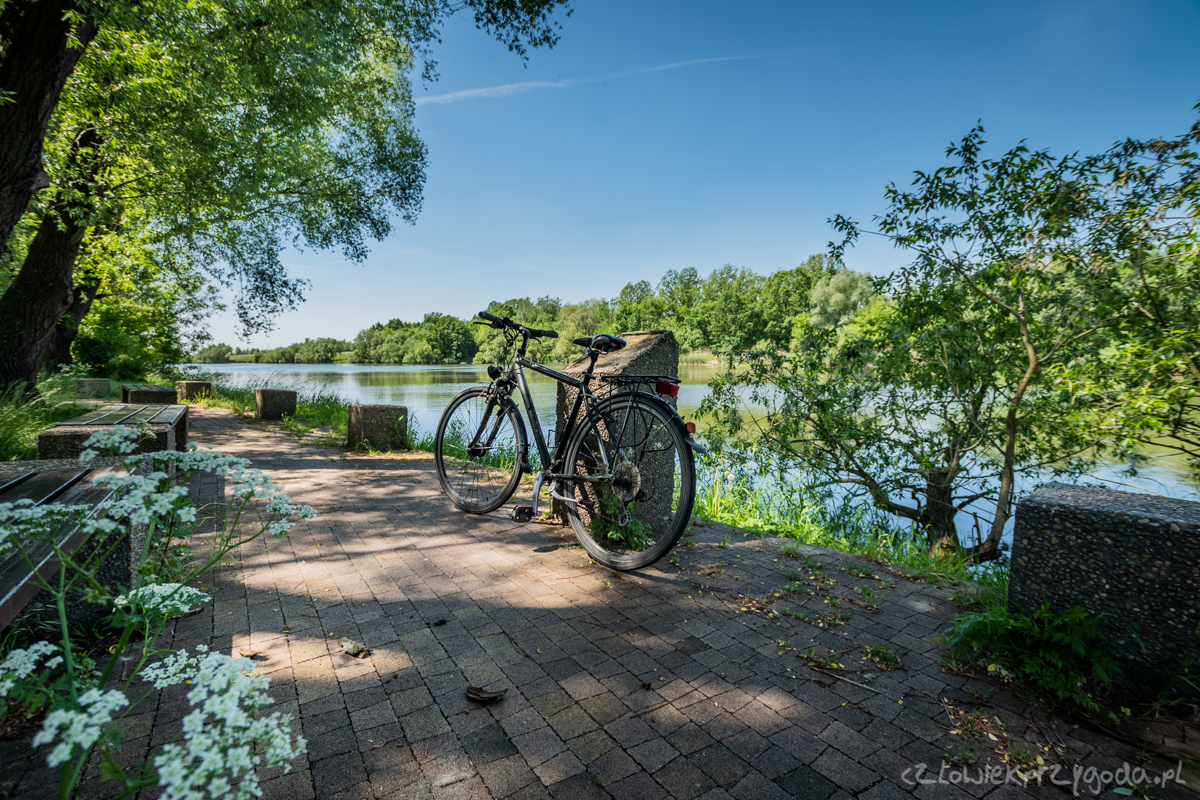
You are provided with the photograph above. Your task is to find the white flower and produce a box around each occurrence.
[0,641,59,698]
[79,426,143,460]
[152,652,306,800]
[33,688,128,766]
[141,646,209,690]
[116,584,210,617]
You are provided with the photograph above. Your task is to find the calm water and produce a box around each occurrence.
[188,362,720,443]
[189,361,1199,504]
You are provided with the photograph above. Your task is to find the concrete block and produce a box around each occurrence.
[124,385,177,404]
[1010,483,1200,699]
[37,424,175,460]
[552,330,680,523]
[175,380,212,401]
[256,389,297,421]
[74,379,110,399]
[347,404,408,451]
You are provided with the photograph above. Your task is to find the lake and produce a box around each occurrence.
[189,361,1199,505]
[187,362,721,444]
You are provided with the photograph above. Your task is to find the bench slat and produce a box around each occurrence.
[146,405,186,425]
[57,405,157,426]
[0,469,118,632]
[0,469,92,505]
[0,471,36,496]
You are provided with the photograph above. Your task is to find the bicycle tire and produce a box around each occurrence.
[562,393,696,570]
[435,387,526,514]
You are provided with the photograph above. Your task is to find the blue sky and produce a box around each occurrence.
[211,0,1200,347]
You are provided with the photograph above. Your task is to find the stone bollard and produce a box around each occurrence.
[255,389,297,420]
[1010,483,1200,699]
[175,380,212,401]
[347,404,408,451]
[552,330,680,523]
[74,379,110,399]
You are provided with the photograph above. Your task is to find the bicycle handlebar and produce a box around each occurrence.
[476,312,558,340]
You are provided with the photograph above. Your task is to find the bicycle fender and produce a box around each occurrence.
[591,392,707,455]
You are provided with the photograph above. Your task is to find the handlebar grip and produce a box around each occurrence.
[478,311,502,324]
[540,329,559,339]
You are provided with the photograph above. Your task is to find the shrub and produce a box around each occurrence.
[942,602,1121,711]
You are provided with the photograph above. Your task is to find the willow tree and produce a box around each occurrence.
[0,0,572,391]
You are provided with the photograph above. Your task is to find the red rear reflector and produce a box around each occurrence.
[656,379,679,397]
[686,422,697,434]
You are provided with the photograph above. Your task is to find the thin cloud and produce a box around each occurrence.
[415,54,765,107]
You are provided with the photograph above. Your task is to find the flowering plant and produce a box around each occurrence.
[0,427,312,798]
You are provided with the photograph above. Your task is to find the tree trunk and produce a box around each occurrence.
[0,0,98,257]
[919,467,961,557]
[0,204,91,391]
[0,127,100,393]
[46,273,102,369]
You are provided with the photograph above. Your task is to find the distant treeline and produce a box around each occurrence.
[192,257,873,366]
[353,256,871,365]
[191,338,352,364]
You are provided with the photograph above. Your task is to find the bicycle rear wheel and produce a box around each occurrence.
[435,387,525,514]
[563,393,695,570]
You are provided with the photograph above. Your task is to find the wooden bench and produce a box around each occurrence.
[121,383,177,404]
[38,404,189,459]
[0,465,123,631]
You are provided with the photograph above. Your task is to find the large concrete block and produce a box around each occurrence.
[38,424,175,460]
[1010,483,1200,698]
[552,330,680,523]
[347,404,408,450]
[255,388,297,420]
[175,380,212,401]
[74,379,110,399]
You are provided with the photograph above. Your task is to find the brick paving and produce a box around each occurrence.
[34,407,1196,798]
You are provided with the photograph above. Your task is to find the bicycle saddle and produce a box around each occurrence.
[573,334,626,354]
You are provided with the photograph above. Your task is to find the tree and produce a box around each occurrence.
[808,268,873,328]
[703,122,1200,563]
[191,344,234,364]
[759,255,836,347]
[0,0,573,392]
[690,265,764,353]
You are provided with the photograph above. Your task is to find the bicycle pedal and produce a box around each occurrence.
[511,506,534,523]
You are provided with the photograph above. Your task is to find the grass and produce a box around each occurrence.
[693,445,1011,591]
[0,372,88,461]
[184,373,352,437]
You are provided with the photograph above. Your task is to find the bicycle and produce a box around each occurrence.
[433,311,706,570]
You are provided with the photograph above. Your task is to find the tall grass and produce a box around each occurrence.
[0,373,87,461]
[185,374,351,435]
[693,442,1009,588]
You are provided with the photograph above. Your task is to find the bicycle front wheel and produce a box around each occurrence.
[435,387,525,514]
[563,394,696,570]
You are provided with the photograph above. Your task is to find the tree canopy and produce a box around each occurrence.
[0,0,573,391]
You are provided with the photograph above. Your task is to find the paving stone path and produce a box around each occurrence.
[51,408,1196,799]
